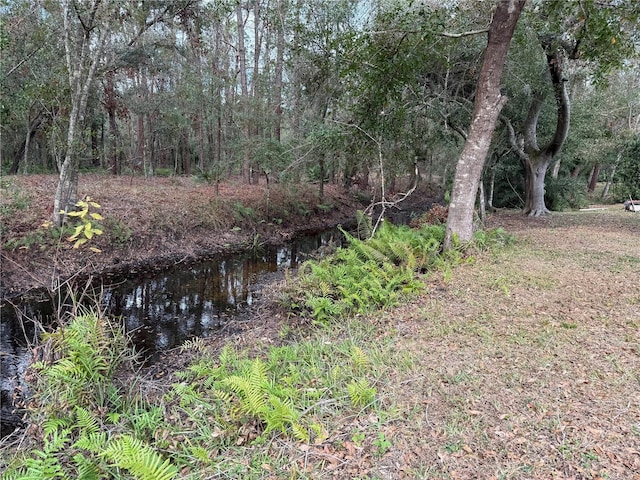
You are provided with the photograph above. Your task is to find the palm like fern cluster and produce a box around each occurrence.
[289,221,449,323]
[171,342,378,447]
[4,313,178,480]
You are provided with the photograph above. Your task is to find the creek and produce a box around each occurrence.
[0,227,344,437]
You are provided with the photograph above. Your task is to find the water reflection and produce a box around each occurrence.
[0,229,341,435]
[102,232,338,356]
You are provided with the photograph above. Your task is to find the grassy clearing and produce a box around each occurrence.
[1,208,639,479]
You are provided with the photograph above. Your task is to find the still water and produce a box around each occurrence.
[0,228,343,436]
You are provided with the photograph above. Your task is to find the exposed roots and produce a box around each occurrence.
[525,207,551,217]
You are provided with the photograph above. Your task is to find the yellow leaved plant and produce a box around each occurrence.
[62,196,104,252]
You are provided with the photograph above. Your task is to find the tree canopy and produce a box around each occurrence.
[1,0,638,224]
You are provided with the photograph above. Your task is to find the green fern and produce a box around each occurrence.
[103,435,177,480]
[188,445,211,463]
[73,431,109,452]
[355,210,372,239]
[349,346,370,372]
[305,295,343,323]
[220,359,304,437]
[172,382,204,407]
[42,416,72,438]
[222,359,270,416]
[35,313,129,410]
[347,378,376,408]
[74,406,99,435]
[72,453,101,480]
[291,423,310,443]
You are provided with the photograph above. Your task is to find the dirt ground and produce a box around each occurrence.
[2,174,440,298]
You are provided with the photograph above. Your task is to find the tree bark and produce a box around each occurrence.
[236,3,251,183]
[445,0,525,247]
[524,152,552,214]
[54,0,109,227]
[273,0,285,143]
[588,163,600,192]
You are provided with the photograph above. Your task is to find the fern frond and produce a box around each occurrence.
[347,378,376,408]
[188,445,210,463]
[43,416,72,437]
[179,337,208,355]
[263,396,299,433]
[349,346,370,371]
[103,435,177,480]
[73,453,101,480]
[74,431,109,452]
[74,406,99,435]
[291,423,310,443]
[355,210,372,239]
[171,382,203,407]
[221,359,270,416]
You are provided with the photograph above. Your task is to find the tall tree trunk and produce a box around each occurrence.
[236,3,251,183]
[136,113,145,175]
[588,163,600,192]
[488,167,495,209]
[273,0,285,142]
[602,153,620,199]
[445,0,525,247]
[291,0,302,139]
[105,70,121,175]
[54,0,109,227]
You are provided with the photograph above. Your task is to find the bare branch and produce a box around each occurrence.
[440,28,489,38]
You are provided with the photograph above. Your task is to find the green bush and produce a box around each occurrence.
[545,176,588,211]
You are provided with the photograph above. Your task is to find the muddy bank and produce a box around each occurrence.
[1,175,442,299]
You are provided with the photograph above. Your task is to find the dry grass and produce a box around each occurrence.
[267,208,639,479]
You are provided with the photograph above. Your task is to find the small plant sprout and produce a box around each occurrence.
[63,196,104,252]
[373,432,392,457]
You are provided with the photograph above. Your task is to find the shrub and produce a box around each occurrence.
[545,176,588,211]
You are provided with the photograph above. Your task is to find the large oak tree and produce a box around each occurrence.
[445,0,525,247]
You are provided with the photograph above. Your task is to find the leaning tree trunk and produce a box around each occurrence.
[444,0,525,247]
[524,153,552,216]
